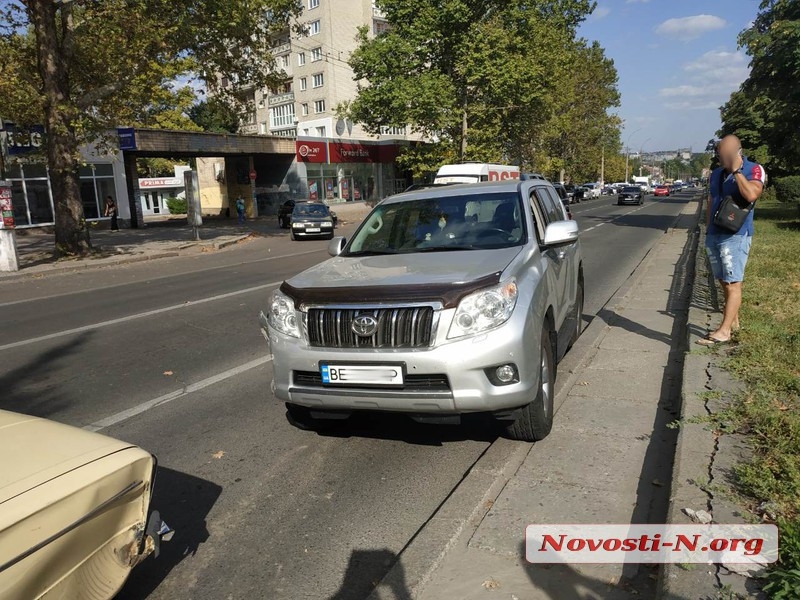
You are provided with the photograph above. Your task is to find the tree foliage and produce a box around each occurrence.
[0,0,300,255]
[719,0,800,176]
[344,0,621,182]
[189,99,242,134]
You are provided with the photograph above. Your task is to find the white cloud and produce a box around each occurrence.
[657,49,749,111]
[591,5,611,19]
[655,15,727,41]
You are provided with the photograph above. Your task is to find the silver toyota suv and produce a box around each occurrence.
[260,180,583,441]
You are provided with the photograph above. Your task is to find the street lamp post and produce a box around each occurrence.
[638,138,652,177]
[624,127,642,183]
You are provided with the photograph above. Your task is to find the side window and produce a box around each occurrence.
[545,188,567,221]
[528,190,547,243]
[534,187,560,224]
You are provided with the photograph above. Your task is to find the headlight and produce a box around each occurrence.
[322,220,333,226]
[292,223,303,228]
[267,289,301,338]
[448,279,518,339]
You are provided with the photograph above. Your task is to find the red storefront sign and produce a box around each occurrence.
[296,141,328,163]
[296,140,400,164]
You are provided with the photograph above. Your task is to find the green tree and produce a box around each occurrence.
[343,0,609,177]
[719,0,800,176]
[189,98,241,134]
[0,0,300,256]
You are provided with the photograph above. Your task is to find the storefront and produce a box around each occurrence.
[2,123,129,227]
[138,167,190,216]
[295,139,408,203]
[5,159,127,227]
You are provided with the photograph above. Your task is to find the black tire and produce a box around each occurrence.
[285,403,337,431]
[505,328,555,442]
[325,233,334,240]
[569,278,584,349]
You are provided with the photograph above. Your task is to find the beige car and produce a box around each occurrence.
[0,410,170,600]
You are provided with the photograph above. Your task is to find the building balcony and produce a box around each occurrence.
[271,42,291,55]
[269,92,295,106]
[240,123,259,135]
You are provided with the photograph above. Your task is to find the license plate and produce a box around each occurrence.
[321,364,404,386]
[306,227,321,233]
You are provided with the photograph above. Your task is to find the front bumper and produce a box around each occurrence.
[618,196,641,204]
[260,311,540,415]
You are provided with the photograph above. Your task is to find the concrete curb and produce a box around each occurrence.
[366,196,701,600]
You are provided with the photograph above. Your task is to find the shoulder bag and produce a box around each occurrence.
[712,171,753,233]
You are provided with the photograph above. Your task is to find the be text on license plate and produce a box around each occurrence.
[306,227,321,233]
[321,364,404,385]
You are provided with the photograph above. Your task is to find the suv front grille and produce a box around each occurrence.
[306,307,435,348]
[294,371,450,391]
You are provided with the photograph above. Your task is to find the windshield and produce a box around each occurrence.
[622,186,641,193]
[294,203,330,217]
[344,192,525,255]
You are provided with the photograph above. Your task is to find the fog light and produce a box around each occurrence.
[497,364,517,383]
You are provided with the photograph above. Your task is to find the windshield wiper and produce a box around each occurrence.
[344,250,399,256]
[414,245,478,252]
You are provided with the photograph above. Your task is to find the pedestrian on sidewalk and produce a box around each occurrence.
[698,134,765,346]
[104,196,119,231]
[235,196,246,224]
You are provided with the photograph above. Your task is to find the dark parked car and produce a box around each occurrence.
[290,202,337,240]
[551,183,573,218]
[617,185,644,206]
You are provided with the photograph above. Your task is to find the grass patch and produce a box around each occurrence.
[707,196,800,595]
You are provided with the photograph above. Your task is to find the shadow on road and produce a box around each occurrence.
[328,548,411,600]
[294,410,501,446]
[115,466,222,599]
[0,332,92,418]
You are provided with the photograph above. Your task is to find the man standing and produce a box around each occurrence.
[698,135,766,346]
[235,196,246,224]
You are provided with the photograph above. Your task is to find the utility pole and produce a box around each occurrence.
[600,146,605,185]
[460,97,468,162]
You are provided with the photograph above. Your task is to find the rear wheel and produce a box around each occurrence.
[505,328,555,442]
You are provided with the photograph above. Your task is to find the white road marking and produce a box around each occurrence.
[0,248,324,308]
[0,280,283,352]
[83,355,274,432]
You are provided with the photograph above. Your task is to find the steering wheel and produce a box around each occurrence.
[475,228,512,241]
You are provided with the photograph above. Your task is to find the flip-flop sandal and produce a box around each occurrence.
[696,334,731,346]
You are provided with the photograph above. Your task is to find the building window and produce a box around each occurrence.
[316,126,326,137]
[380,125,406,136]
[314,99,326,113]
[270,103,296,129]
[298,52,305,66]
[374,20,391,35]
[311,47,323,62]
[308,0,320,8]
[312,73,324,88]
[300,77,307,91]
[260,122,268,134]
[279,55,289,68]
[307,20,320,36]
[301,103,309,116]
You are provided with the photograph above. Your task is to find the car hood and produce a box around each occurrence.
[0,410,139,504]
[283,247,522,309]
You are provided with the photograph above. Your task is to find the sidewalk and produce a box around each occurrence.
[369,195,703,600]
[0,201,373,281]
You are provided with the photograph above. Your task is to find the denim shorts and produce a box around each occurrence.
[705,234,752,283]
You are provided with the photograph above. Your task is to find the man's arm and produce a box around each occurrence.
[733,172,764,202]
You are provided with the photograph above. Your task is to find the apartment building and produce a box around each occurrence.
[239,0,418,204]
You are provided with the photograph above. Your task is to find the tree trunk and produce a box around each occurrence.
[27,0,91,256]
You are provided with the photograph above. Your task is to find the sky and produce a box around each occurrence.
[578,0,761,154]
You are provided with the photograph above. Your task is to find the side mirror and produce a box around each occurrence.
[328,236,347,257]
[543,220,579,247]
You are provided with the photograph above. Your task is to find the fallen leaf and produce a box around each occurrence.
[481,578,501,590]
[484,499,494,510]
[652,479,664,487]
[163,370,174,376]
[212,450,225,459]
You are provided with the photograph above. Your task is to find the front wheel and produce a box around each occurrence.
[505,328,555,442]
[569,279,584,348]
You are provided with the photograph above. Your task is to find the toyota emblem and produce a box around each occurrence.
[352,315,378,337]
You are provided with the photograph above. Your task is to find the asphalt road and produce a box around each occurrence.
[0,191,693,600]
